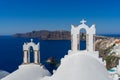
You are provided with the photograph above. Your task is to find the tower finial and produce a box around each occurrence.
[30,39,33,42]
[80,19,86,24]
[23,38,40,64]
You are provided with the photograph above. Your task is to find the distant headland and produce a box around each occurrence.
[13,30,71,40]
[13,30,109,40]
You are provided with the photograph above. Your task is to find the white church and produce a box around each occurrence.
[1,20,120,80]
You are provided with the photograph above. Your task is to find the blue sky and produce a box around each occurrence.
[0,0,120,35]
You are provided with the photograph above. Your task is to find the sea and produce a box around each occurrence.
[0,34,120,74]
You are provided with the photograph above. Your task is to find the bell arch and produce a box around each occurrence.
[23,39,40,64]
[29,46,34,63]
[71,19,96,53]
[79,28,87,50]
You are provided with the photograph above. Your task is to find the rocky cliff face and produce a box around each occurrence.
[13,30,108,40]
[13,30,71,40]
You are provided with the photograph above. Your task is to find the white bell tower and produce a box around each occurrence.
[70,19,96,53]
[23,39,40,64]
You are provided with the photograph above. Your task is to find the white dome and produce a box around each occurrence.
[1,64,51,80]
[45,53,111,80]
[0,70,9,79]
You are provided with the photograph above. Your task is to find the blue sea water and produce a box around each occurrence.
[100,34,120,38]
[0,36,86,73]
[0,34,119,73]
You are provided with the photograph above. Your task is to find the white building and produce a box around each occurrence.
[1,20,115,80]
[1,39,51,80]
[110,39,120,56]
[41,20,112,80]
